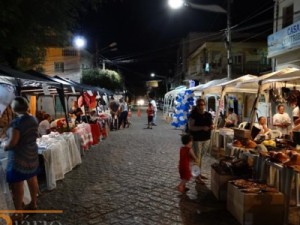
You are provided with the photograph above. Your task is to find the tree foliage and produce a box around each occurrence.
[82,69,123,92]
[0,0,101,69]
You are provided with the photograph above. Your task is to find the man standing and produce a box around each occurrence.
[149,93,157,126]
[188,98,213,184]
[273,104,291,136]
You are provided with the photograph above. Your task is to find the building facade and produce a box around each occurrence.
[40,47,93,83]
[174,32,271,86]
[186,40,270,84]
[268,0,300,70]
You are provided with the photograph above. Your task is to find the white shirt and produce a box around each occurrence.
[273,112,291,135]
[39,119,50,136]
[227,113,238,126]
[150,100,157,112]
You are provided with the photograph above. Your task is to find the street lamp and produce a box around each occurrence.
[150,73,169,93]
[167,0,232,79]
[73,36,86,49]
[73,36,87,82]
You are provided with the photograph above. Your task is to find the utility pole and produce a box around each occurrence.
[226,0,232,79]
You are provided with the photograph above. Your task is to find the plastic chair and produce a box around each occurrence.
[238,122,247,129]
[266,130,282,139]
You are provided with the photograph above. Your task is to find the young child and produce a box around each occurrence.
[146,102,154,129]
[177,134,197,193]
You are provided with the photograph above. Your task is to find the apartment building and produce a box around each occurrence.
[268,0,300,70]
[41,47,93,83]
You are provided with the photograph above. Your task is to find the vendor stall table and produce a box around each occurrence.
[38,132,82,190]
[74,123,93,152]
[90,123,101,145]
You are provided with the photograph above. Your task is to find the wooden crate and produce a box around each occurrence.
[211,166,234,201]
[233,128,251,139]
[227,182,284,225]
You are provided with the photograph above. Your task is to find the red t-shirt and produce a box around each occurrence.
[178,146,192,180]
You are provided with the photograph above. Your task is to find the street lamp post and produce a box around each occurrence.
[95,42,118,69]
[168,0,232,79]
[150,73,169,94]
[73,36,87,82]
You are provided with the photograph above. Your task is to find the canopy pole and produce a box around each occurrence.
[249,80,263,131]
[209,86,226,155]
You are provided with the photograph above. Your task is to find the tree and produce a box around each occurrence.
[0,0,100,69]
[82,69,123,92]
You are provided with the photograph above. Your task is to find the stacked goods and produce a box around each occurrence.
[211,157,252,201]
[261,149,300,165]
[227,181,284,225]
[231,179,279,193]
[232,139,257,149]
[212,157,251,177]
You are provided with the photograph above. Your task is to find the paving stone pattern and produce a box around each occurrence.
[25,110,291,225]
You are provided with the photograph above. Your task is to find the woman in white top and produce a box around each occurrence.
[38,113,51,136]
[225,107,238,127]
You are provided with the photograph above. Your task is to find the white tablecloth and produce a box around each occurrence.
[38,132,82,190]
[0,152,31,210]
[0,155,14,210]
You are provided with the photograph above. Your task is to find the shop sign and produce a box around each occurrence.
[268,21,300,58]
[147,80,158,87]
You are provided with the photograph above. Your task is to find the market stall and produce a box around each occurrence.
[163,85,187,121]
[37,132,82,190]
[211,67,300,225]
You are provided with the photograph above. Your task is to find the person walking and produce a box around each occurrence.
[188,98,213,184]
[146,102,154,129]
[177,134,197,193]
[118,98,128,129]
[149,94,157,126]
[1,97,39,222]
[109,96,119,131]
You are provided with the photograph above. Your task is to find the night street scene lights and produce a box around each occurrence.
[167,0,232,79]
[150,73,168,94]
[73,36,86,49]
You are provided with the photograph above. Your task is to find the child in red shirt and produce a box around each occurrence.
[146,103,154,129]
[177,134,197,193]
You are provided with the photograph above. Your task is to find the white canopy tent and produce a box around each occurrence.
[239,67,300,128]
[163,85,186,116]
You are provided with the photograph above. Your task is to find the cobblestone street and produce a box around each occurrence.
[27,111,241,225]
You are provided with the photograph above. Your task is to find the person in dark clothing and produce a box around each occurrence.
[69,100,83,123]
[188,98,213,184]
[109,96,119,130]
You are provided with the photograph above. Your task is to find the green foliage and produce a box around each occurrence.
[82,69,123,92]
[0,0,99,69]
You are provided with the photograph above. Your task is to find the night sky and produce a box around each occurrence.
[78,0,274,94]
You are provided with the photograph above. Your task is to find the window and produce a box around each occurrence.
[54,62,64,72]
[282,4,293,28]
[62,49,78,56]
[233,55,243,65]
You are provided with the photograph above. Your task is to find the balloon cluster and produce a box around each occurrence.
[171,90,194,128]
